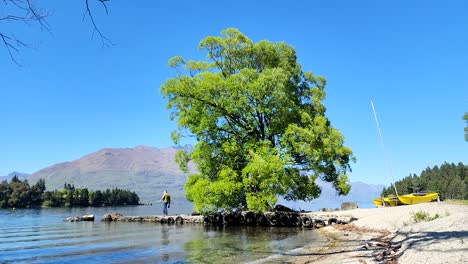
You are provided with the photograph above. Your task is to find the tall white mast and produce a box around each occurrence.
[371,100,399,197]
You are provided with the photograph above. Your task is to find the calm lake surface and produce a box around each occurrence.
[0,205,326,263]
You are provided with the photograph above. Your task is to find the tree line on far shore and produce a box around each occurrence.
[381,162,467,200]
[0,176,140,208]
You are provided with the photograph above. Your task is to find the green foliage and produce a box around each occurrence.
[41,200,54,207]
[0,180,11,208]
[35,178,46,193]
[89,190,103,206]
[0,178,140,208]
[464,112,468,142]
[8,179,30,208]
[444,199,468,205]
[161,28,354,212]
[381,162,467,200]
[411,210,440,223]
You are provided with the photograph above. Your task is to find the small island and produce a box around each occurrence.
[0,176,140,208]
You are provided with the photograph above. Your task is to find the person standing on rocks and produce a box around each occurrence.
[161,190,171,216]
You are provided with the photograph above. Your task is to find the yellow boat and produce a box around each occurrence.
[397,192,439,205]
[373,196,401,207]
[373,192,439,207]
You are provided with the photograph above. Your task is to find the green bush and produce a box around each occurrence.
[411,210,440,223]
[1,177,140,208]
[42,200,54,207]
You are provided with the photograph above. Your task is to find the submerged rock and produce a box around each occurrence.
[81,214,95,221]
[64,214,95,222]
[64,216,80,222]
[101,212,123,222]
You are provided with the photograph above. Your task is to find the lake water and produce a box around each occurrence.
[0,205,326,263]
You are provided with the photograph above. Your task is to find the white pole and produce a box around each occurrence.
[371,100,399,197]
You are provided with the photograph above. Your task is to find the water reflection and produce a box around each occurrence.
[0,207,324,264]
[184,225,318,263]
[160,225,171,262]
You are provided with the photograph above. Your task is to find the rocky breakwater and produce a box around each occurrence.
[299,212,357,228]
[100,212,203,224]
[100,210,357,229]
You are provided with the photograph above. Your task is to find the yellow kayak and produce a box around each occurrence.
[397,192,439,205]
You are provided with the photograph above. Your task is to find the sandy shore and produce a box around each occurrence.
[285,202,468,264]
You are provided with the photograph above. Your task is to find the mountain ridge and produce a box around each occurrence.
[27,146,190,203]
[0,171,31,182]
[26,145,384,208]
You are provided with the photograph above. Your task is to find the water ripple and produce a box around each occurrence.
[0,207,323,264]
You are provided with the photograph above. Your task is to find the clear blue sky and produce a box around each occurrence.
[1,0,467,185]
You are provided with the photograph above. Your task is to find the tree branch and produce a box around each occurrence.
[84,0,112,47]
[0,32,29,65]
[1,0,113,65]
[1,0,50,28]
[178,89,255,140]
[1,0,50,65]
[99,0,110,15]
[25,0,49,30]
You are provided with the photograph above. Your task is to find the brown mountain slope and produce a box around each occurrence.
[28,146,190,203]
[27,145,384,210]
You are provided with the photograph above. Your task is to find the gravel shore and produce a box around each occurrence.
[285,202,468,263]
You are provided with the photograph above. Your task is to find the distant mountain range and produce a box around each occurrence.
[0,171,31,182]
[27,146,192,203]
[277,180,385,211]
[19,145,384,209]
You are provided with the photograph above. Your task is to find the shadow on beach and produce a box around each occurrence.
[390,230,468,257]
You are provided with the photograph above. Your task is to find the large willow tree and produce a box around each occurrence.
[160,28,354,212]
